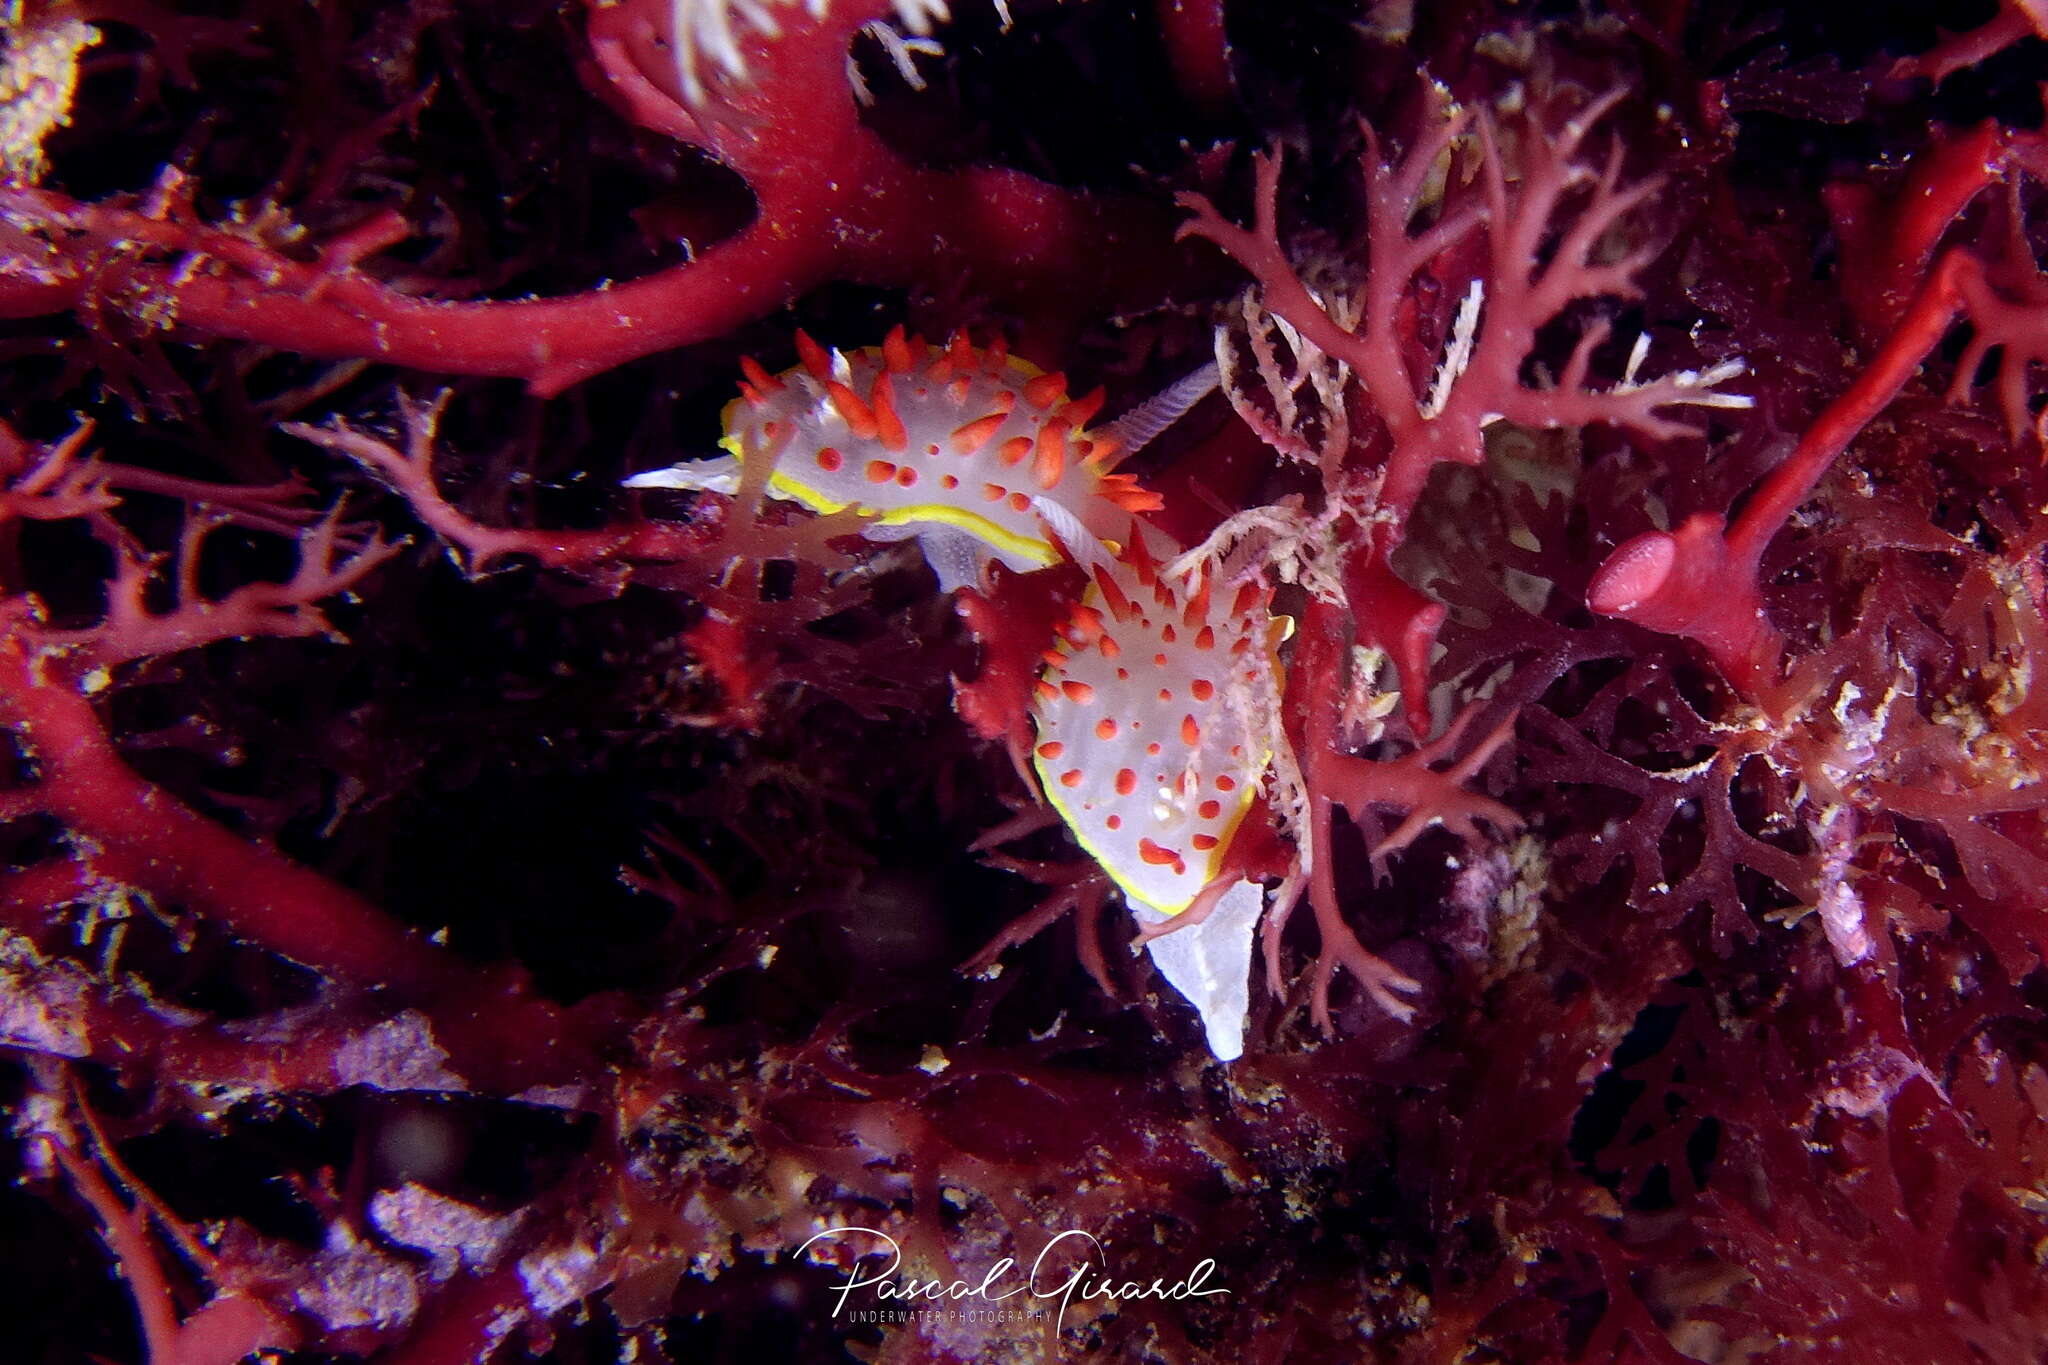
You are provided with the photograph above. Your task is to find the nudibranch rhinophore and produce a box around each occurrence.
[625,327,1161,590]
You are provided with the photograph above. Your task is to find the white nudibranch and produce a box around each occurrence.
[1027,520,1289,1062]
[624,327,1161,591]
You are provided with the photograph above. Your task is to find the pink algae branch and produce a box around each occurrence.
[1591,130,2048,702]
[1156,87,1741,1028]
[35,1079,301,1365]
[1179,86,1750,731]
[1179,87,1749,515]
[0,629,443,992]
[282,391,719,576]
[0,0,1188,395]
[0,420,609,1092]
[1260,597,1521,1033]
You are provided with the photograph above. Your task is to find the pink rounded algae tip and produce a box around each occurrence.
[1588,531,1678,616]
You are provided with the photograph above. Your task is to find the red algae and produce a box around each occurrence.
[1,1,2047,1361]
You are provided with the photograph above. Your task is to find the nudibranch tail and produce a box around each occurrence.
[1132,879,1264,1061]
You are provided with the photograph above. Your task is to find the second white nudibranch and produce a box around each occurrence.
[1030,523,1287,916]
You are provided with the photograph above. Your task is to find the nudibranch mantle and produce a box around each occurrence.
[1030,523,1288,916]
[626,328,1160,591]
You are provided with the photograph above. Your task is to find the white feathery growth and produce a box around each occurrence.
[1420,279,1484,420]
[668,0,952,107]
[848,21,946,104]
[1614,333,1756,409]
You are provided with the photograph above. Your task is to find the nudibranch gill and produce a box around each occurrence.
[626,327,1161,590]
